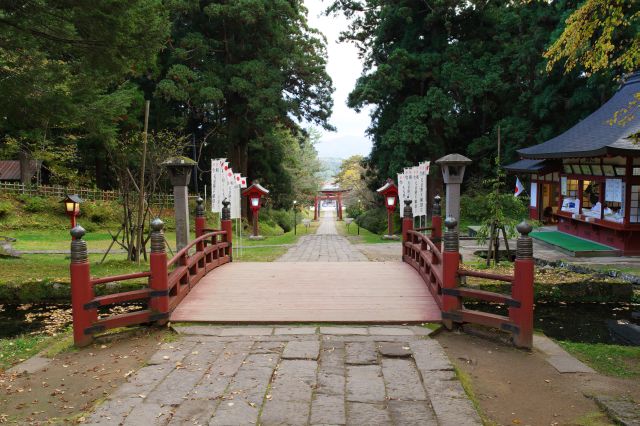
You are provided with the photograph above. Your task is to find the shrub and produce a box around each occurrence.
[81,201,118,224]
[461,193,527,224]
[0,201,12,219]
[22,196,49,213]
[272,209,294,233]
[345,203,363,219]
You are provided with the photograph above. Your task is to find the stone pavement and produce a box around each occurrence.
[277,212,367,262]
[85,326,481,425]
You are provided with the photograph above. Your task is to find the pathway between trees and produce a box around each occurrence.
[277,211,367,262]
[85,326,481,425]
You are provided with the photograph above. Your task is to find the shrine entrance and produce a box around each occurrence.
[314,187,349,221]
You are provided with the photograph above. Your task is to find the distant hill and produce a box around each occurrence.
[318,157,342,181]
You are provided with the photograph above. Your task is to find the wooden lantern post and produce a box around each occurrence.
[377,179,399,239]
[242,182,270,240]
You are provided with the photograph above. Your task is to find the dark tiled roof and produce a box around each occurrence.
[504,159,548,173]
[518,73,640,159]
[0,161,20,180]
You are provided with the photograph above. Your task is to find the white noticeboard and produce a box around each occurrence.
[530,182,537,207]
[605,178,623,202]
[210,158,224,213]
[561,176,567,196]
[397,173,407,216]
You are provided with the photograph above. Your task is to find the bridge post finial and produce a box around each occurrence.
[195,196,205,218]
[516,221,533,260]
[432,194,441,217]
[69,225,96,347]
[221,199,231,221]
[443,217,459,252]
[150,218,165,253]
[403,200,413,219]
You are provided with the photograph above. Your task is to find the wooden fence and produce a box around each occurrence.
[0,182,179,206]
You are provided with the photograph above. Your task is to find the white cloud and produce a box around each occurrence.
[304,1,373,159]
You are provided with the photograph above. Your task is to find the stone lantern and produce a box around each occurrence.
[163,156,197,250]
[435,153,472,229]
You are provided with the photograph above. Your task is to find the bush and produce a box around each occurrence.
[22,196,49,213]
[81,201,118,224]
[272,209,294,233]
[461,193,527,224]
[0,201,12,219]
[345,203,364,219]
[355,207,398,234]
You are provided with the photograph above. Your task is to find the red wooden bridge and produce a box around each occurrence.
[69,198,534,348]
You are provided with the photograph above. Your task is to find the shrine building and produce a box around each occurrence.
[505,72,640,255]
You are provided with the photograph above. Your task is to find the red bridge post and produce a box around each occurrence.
[431,195,442,251]
[511,221,534,348]
[149,218,169,323]
[195,196,206,238]
[442,217,461,329]
[221,199,233,261]
[69,225,96,347]
[401,200,413,259]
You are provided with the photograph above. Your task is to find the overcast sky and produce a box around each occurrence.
[304,1,373,159]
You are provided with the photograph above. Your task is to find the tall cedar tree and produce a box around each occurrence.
[0,1,169,185]
[154,0,334,201]
[330,0,617,184]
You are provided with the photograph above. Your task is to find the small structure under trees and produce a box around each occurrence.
[505,72,640,255]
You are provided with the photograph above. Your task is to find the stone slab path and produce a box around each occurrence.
[85,326,481,425]
[277,212,367,262]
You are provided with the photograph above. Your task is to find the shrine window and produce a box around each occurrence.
[631,185,640,223]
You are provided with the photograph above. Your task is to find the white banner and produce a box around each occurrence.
[397,173,407,216]
[417,162,429,216]
[210,158,225,213]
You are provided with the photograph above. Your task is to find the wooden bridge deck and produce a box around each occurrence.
[170,262,441,323]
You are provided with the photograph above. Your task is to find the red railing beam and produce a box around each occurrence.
[91,271,151,286]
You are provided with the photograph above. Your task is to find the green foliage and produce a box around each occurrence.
[0,1,170,185]
[0,201,12,219]
[271,209,294,233]
[152,0,333,204]
[20,196,51,213]
[355,207,400,235]
[545,0,640,75]
[469,158,529,249]
[330,0,617,180]
[345,203,364,219]
[0,334,48,369]
[558,341,640,378]
[461,194,527,224]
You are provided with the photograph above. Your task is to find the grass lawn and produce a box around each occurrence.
[0,254,149,285]
[335,220,395,244]
[558,340,640,378]
[1,220,319,285]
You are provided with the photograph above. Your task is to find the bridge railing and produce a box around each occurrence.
[402,200,534,348]
[70,198,233,347]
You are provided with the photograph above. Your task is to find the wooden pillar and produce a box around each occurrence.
[441,217,461,330]
[195,196,206,238]
[221,200,233,261]
[431,194,442,252]
[401,200,413,259]
[511,221,534,349]
[149,219,169,324]
[69,225,96,347]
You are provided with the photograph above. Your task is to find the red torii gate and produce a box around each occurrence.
[313,188,349,221]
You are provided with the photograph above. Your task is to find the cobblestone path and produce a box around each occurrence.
[277,212,367,262]
[85,326,481,425]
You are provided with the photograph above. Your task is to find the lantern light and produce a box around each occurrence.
[61,194,83,230]
[387,196,396,207]
[251,197,260,208]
